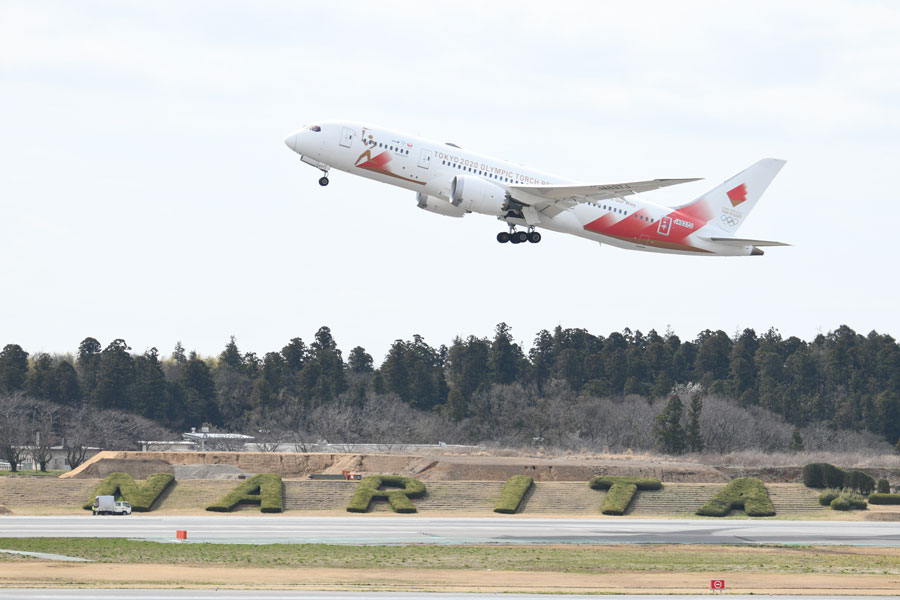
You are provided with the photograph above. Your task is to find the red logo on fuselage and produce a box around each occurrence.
[727,184,748,207]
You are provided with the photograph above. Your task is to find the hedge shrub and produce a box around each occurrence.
[877,478,891,494]
[82,472,174,512]
[802,463,875,494]
[205,474,283,513]
[802,463,846,489]
[845,492,867,510]
[844,470,875,495]
[696,478,775,517]
[818,488,841,506]
[830,496,851,511]
[346,475,426,513]
[589,476,663,516]
[868,493,900,505]
[819,488,867,510]
[830,491,867,511]
[493,475,533,514]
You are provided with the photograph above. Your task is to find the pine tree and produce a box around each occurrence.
[25,353,57,401]
[686,394,703,452]
[653,394,686,454]
[219,336,244,371]
[93,339,135,411]
[651,371,673,398]
[281,338,307,373]
[0,344,29,393]
[181,353,218,426]
[172,341,187,364]
[445,387,467,422]
[348,346,374,373]
[789,427,804,452]
[489,322,523,385]
[131,348,169,420]
[53,361,81,406]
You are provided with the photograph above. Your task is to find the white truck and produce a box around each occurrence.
[92,495,132,516]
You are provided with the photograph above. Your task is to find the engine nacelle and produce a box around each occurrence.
[416,192,466,218]
[450,175,508,216]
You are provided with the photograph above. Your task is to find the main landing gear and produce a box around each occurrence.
[497,226,541,244]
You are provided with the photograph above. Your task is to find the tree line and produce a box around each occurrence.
[0,323,899,454]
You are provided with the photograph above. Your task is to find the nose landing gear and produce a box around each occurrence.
[316,164,330,186]
[497,226,541,244]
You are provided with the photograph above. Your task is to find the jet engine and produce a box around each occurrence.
[449,175,508,216]
[416,192,466,218]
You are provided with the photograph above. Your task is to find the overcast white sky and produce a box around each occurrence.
[2,1,899,362]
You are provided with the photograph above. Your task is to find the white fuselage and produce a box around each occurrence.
[285,120,780,256]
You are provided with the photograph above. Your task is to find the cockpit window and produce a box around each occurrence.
[306,125,321,132]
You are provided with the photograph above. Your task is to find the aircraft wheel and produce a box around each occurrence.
[513,231,528,244]
[528,231,542,243]
[318,176,330,186]
[497,232,510,243]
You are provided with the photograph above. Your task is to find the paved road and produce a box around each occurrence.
[1,516,899,546]
[0,593,896,600]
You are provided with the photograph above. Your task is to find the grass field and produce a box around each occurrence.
[1,538,900,575]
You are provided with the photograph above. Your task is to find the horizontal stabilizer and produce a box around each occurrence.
[703,237,791,247]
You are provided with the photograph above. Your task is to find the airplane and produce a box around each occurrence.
[284,121,788,256]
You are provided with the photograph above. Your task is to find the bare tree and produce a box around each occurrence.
[22,400,60,471]
[90,408,174,450]
[61,407,96,469]
[0,393,30,471]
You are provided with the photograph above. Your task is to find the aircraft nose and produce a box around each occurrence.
[284,132,301,153]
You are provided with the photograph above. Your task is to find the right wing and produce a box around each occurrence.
[509,178,701,218]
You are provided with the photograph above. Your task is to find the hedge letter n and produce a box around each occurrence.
[82,472,174,512]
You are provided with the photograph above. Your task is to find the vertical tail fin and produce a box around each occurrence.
[679,158,785,235]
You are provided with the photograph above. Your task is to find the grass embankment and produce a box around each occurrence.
[1,538,900,575]
[0,470,64,477]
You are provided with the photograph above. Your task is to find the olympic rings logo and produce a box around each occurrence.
[721,215,740,226]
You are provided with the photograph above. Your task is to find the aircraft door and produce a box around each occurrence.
[418,149,432,169]
[340,127,355,148]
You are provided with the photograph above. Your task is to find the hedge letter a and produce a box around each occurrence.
[206,474,284,513]
[696,478,775,517]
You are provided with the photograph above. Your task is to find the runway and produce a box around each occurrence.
[1,516,899,546]
[0,593,896,600]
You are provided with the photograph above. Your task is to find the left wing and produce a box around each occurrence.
[509,178,701,218]
[701,237,791,247]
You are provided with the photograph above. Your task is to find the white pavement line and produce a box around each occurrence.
[0,548,91,562]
